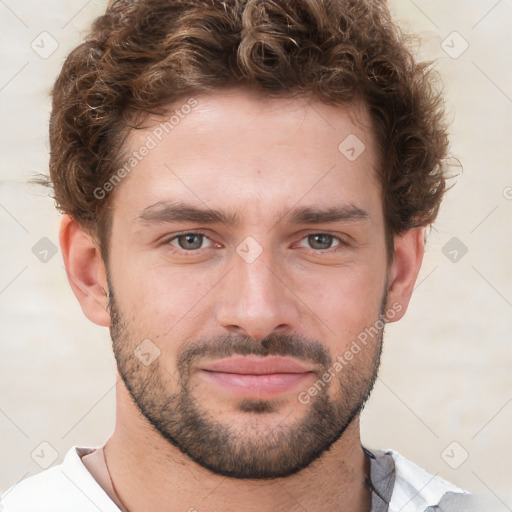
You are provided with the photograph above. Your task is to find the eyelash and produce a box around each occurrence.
[162,231,349,254]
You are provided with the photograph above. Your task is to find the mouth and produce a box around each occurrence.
[197,356,316,399]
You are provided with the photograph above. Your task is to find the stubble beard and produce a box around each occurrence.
[108,278,387,479]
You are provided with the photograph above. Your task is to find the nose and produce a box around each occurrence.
[215,243,301,340]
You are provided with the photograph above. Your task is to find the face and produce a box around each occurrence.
[105,89,391,479]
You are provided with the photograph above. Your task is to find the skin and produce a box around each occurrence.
[60,88,425,512]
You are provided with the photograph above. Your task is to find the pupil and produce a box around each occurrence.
[311,234,331,249]
[181,234,201,249]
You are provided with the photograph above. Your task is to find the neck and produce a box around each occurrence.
[101,380,372,512]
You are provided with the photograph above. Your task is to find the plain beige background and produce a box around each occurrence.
[1,0,511,507]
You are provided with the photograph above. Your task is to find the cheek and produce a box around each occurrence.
[300,265,385,344]
[111,258,216,333]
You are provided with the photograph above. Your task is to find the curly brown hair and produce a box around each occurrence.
[43,0,452,263]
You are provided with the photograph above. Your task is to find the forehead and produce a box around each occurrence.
[111,88,382,223]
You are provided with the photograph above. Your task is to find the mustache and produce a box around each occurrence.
[176,332,332,372]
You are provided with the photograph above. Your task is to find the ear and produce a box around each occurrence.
[384,227,425,323]
[59,214,111,327]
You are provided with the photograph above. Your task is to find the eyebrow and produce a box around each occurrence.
[286,205,369,224]
[135,201,369,227]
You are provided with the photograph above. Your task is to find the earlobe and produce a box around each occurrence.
[59,215,111,327]
[385,227,425,323]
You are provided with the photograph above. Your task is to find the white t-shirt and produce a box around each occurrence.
[1,445,474,512]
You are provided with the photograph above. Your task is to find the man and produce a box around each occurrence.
[1,0,484,511]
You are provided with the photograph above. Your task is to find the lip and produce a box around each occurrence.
[197,356,315,399]
[200,355,313,375]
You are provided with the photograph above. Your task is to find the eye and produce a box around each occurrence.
[167,232,214,251]
[298,233,344,251]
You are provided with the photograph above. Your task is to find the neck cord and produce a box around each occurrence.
[102,444,132,512]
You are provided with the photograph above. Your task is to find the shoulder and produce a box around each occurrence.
[381,448,487,512]
[1,446,120,512]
